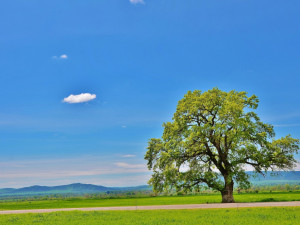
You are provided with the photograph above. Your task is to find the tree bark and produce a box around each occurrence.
[221,180,235,203]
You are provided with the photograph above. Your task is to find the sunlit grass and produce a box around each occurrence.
[0,191,299,211]
[0,207,299,225]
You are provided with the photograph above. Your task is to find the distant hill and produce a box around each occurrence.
[0,183,151,197]
[0,171,299,197]
[248,171,300,186]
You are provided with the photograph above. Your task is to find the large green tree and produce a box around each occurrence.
[145,88,299,203]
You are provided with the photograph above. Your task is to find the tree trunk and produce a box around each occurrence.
[221,180,235,203]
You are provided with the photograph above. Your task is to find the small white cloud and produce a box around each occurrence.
[63,93,96,104]
[294,162,300,171]
[52,54,68,60]
[121,125,127,128]
[130,0,144,4]
[60,54,68,59]
[115,162,145,169]
[179,163,190,172]
[121,155,136,158]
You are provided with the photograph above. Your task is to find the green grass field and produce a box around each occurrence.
[0,207,299,225]
[1,191,299,211]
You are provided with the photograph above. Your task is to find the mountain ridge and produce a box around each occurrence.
[0,183,150,197]
[1,171,299,197]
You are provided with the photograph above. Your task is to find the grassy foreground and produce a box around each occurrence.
[0,207,299,225]
[0,191,300,210]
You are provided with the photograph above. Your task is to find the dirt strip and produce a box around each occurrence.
[1,201,300,215]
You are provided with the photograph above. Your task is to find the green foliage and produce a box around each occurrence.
[145,88,299,199]
[0,207,300,225]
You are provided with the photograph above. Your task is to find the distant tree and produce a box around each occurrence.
[145,88,299,203]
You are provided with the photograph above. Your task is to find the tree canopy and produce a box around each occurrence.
[145,88,299,203]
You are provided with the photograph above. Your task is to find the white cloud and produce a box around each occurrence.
[294,162,300,170]
[130,0,144,4]
[179,163,190,172]
[63,93,96,104]
[121,125,127,128]
[0,156,150,188]
[115,162,146,169]
[121,154,136,158]
[52,54,68,60]
[60,54,68,59]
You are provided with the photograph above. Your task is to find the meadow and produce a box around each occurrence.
[1,191,299,211]
[0,207,299,225]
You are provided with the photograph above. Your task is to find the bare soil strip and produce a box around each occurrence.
[0,201,299,215]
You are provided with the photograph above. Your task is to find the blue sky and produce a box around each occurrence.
[0,0,299,188]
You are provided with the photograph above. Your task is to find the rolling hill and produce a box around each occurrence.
[248,171,300,186]
[0,183,150,197]
[0,171,299,197]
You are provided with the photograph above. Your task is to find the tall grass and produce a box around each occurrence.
[0,207,299,225]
